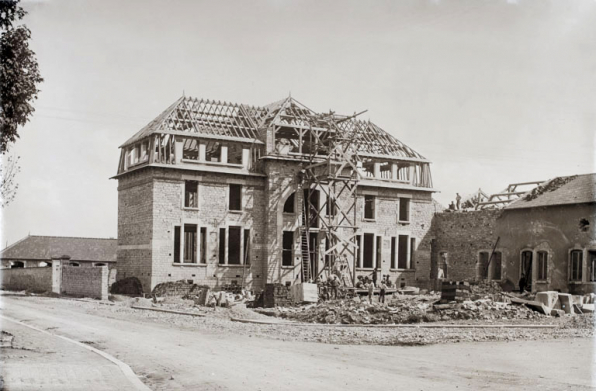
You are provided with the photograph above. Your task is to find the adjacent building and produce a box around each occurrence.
[0,235,117,269]
[432,173,596,294]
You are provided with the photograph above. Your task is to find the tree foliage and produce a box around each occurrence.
[0,0,43,154]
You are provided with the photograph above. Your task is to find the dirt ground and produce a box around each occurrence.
[0,294,594,390]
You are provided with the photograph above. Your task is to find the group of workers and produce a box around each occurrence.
[316,268,395,304]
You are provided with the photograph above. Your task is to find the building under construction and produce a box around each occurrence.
[114,96,438,293]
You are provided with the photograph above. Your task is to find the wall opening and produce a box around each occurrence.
[579,218,590,232]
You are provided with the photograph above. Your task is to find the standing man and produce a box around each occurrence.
[456,193,462,210]
[379,279,387,304]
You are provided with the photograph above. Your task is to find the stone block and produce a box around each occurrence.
[581,303,594,313]
[557,293,574,314]
[536,291,559,310]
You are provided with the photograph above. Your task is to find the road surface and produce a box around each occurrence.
[1,296,594,390]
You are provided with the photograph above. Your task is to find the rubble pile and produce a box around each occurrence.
[270,296,437,325]
[152,280,209,297]
[433,299,544,321]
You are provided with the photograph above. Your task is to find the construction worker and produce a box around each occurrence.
[367,278,375,304]
[329,274,340,299]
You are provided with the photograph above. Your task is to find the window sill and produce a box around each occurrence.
[172,263,206,267]
[362,218,376,222]
[182,159,244,169]
[568,281,583,284]
[219,264,250,268]
[228,209,243,213]
[281,265,296,269]
[390,269,415,272]
[283,212,296,216]
[356,268,376,271]
[182,207,199,211]
[398,220,410,225]
[535,280,549,284]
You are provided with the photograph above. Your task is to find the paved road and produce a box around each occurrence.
[0,296,594,391]
[0,313,141,390]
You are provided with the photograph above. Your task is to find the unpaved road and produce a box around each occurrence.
[1,296,594,391]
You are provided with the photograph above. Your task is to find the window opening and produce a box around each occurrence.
[282,231,293,266]
[364,195,375,220]
[229,184,242,211]
[184,181,198,208]
[228,226,241,265]
[283,193,295,214]
[184,224,197,263]
[537,251,548,280]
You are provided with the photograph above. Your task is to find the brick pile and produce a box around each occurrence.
[263,283,292,308]
[440,281,471,303]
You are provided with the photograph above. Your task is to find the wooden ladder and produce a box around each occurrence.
[300,228,311,282]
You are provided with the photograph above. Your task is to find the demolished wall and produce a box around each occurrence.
[431,209,502,282]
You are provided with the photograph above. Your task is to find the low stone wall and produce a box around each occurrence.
[62,266,108,300]
[0,267,53,292]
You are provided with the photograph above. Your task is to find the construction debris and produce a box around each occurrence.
[110,277,143,296]
[524,176,577,201]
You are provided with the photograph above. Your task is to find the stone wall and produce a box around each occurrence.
[431,209,502,282]
[0,267,53,292]
[117,169,154,292]
[62,265,109,300]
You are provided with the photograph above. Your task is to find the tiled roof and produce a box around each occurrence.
[506,173,596,210]
[0,236,117,262]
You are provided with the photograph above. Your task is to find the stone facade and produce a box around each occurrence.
[117,160,438,293]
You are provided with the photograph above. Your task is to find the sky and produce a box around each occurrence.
[1,0,595,246]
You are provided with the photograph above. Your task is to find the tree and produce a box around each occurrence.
[1,153,20,207]
[0,0,43,154]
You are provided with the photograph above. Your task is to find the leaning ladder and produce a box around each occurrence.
[300,228,311,282]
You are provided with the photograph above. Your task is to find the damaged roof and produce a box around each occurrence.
[0,235,118,262]
[506,173,596,210]
[120,95,427,160]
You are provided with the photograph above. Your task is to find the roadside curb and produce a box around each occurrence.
[131,305,207,317]
[0,315,152,391]
[230,317,560,328]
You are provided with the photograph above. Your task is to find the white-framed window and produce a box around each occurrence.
[184,180,198,208]
[399,198,410,222]
[364,195,375,220]
[537,251,548,281]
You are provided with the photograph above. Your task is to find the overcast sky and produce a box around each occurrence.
[1,0,595,246]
